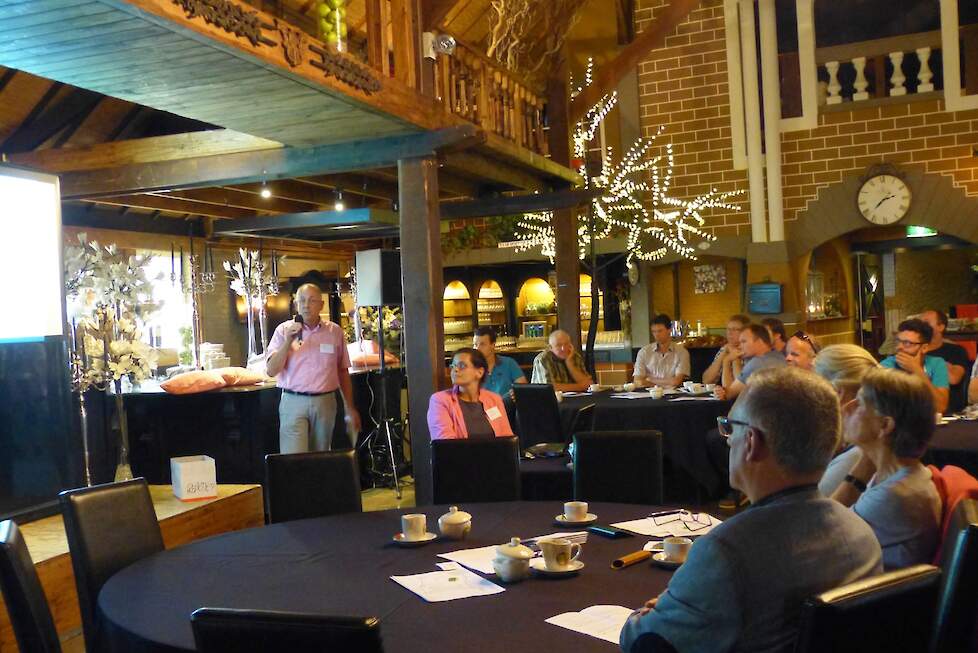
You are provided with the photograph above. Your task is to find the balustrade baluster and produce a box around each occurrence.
[917,47,934,92]
[889,51,906,96]
[825,61,842,104]
[852,57,869,101]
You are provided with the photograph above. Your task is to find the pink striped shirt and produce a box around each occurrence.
[267,319,351,394]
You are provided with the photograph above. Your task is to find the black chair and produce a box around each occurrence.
[431,436,520,504]
[512,384,564,448]
[265,449,363,524]
[931,497,978,653]
[191,607,384,653]
[567,402,596,440]
[0,520,61,653]
[794,564,941,653]
[59,478,164,652]
[573,430,664,504]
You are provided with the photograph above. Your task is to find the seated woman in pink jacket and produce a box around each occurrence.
[428,348,514,440]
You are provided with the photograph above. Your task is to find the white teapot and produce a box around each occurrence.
[437,506,472,540]
[492,537,533,583]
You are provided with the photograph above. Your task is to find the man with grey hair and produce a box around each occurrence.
[530,329,593,392]
[621,367,882,653]
[267,283,360,453]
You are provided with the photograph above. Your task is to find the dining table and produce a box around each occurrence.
[926,418,978,478]
[558,391,733,498]
[97,501,686,653]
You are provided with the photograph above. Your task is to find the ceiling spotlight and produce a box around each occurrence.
[422,32,456,59]
[334,190,345,212]
[260,182,272,199]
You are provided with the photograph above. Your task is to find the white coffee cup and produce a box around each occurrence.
[401,513,427,541]
[623,382,636,392]
[649,386,664,399]
[705,383,717,392]
[540,538,582,571]
[689,383,705,393]
[662,536,692,563]
[683,381,695,391]
[564,501,588,522]
[588,383,602,393]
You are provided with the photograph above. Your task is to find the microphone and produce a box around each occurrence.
[294,314,304,343]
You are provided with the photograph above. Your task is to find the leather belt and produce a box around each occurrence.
[282,389,331,397]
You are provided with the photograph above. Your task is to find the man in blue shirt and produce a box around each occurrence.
[717,324,786,400]
[473,326,527,398]
[880,318,949,414]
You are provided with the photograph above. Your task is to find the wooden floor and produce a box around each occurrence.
[362,476,416,512]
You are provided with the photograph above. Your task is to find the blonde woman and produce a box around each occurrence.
[813,344,881,496]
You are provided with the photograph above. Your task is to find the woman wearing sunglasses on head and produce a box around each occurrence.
[427,348,514,440]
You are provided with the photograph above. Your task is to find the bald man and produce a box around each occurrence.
[530,329,593,392]
[266,283,360,453]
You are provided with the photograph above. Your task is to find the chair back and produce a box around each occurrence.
[567,403,596,441]
[794,564,941,653]
[59,478,164,651]
[930,498,978,653]
[573,431,663,504]
[191,607,383,653]
[512,384,563,447]
[431,436,520,504]
[265,449,362,524]
[0,521,61,653]
[597,369,629,386]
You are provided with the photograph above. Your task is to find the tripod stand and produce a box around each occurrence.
[357,307,406,499]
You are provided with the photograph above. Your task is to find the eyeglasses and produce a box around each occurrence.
[792,330,820,354]
[649,509,712,531]
[449,360,471,370]
[896,338,924,348]
[716,416,753,438]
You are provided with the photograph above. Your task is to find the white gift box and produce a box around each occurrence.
[170,455,217,501]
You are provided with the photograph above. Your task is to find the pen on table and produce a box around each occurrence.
[612,550,653,569]
[648,509,684,518]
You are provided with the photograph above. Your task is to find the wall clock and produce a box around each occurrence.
[857,174,911,225]
[628,263,641,286]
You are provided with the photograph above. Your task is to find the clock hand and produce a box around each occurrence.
[874,194,894,209]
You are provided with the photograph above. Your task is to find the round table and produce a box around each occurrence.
[98,502,676,653]
[560,393,733,497]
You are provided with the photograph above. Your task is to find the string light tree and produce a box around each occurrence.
[514,59,741,371]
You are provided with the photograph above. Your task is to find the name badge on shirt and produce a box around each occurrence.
[320,343,335,354]
[486,406,503,421]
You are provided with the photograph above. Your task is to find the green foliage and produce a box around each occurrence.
[441,216,521,255]
[178,326,193,366]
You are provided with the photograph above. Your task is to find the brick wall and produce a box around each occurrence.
[647,256,743,329]
[635,0,978,236]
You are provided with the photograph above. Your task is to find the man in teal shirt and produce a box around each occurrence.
[880,317,949,413]
[473,326,527,397]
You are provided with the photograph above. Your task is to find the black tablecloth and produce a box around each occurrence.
[926,420,978,478]
[559,394,733,497]
[98,502,676,653]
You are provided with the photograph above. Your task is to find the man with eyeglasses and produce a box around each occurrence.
[702,314,750,384]
[266,283,361,453]
[879,318,949,414]
[620,367,882,653]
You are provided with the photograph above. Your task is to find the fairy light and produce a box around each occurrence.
[513,58,742,265]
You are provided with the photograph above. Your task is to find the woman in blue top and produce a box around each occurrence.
[473,326,527,398]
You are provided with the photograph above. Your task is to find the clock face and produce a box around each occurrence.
[857,174,911,225]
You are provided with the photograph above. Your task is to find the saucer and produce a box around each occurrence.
[554,513,598,526]
[651,552,683,570]
[530,558,584,576]
[392,532,438,547]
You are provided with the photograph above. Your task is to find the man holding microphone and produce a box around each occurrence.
[266,283,361,453]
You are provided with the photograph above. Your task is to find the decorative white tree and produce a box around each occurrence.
[514,59,741,267]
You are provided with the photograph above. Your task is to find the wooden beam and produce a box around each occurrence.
[61,203,204,236]
[442,151,547,191]
[1,88,103,153]
[154,187,314,214]
[478,133,581,185]
[299,174,400,201]
[398,156,443,506]
[439,188,599,219]
[86,195,255,220]
[570,0,700,124]
[390,0,422,89]
[365,0,391,76]
[422,0,461,29]
[60,125,484,199]
[8,129,282,173]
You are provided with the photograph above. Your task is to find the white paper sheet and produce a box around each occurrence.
[546,605,635,644]
[391,567,505,602]
[668,396,719,402]
[611,512,722,538]
[437,545,499,574]
[610,392,654,399]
